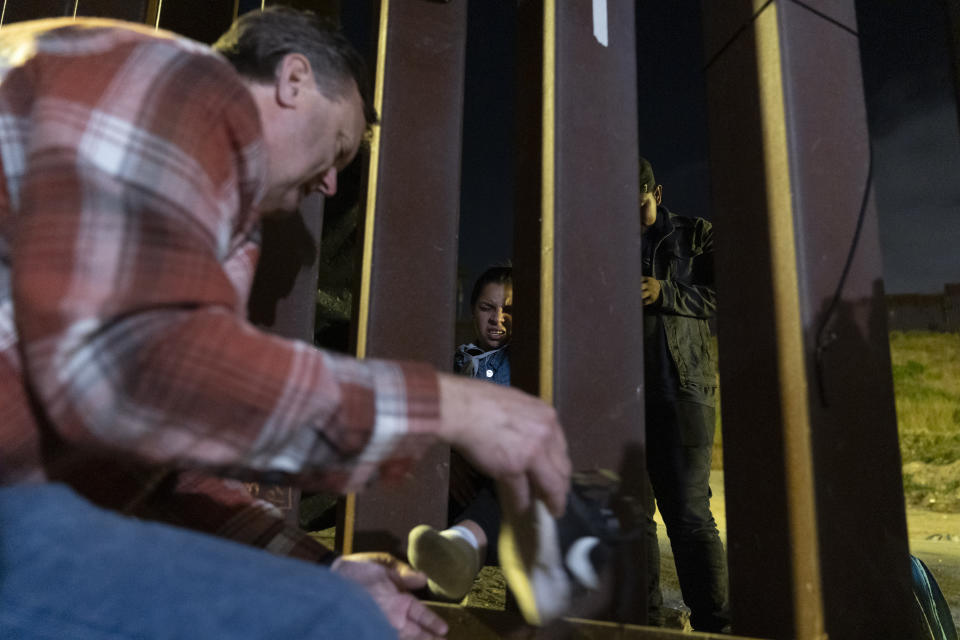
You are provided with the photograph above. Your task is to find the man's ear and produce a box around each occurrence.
[654,184,663,206]
[275,53,313,108]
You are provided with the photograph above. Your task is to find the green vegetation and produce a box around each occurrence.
[889,331,960,511]
[889,331,960,466]
[709,331,960,510]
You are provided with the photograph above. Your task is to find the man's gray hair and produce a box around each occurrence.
[213,7,377,125]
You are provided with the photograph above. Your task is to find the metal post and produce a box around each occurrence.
[515,0,648,625]
[703,1,913,637]
[338,0,466,557]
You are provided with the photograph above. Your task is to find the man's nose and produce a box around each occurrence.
[317,167,338,196]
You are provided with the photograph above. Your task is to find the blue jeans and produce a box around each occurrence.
[645,396,729,632]
[0,483,395,639]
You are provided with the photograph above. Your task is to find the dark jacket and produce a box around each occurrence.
[646,207,716,389]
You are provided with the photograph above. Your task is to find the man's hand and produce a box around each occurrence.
[331,552,449,640]
[641,276,662,306]
[436,373,571,517]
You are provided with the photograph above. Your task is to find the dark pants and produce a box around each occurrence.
[645,395,730,632]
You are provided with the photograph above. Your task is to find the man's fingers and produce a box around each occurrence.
[496,405,569,517]
[366,553,429,591]
[389,562,429,591]
[340,550,395,569]
[527,419,570,516]
[528,450,569,517]
[406,600,449,638]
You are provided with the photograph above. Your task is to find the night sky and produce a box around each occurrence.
[858,1,960,294]
[456,1,960,305]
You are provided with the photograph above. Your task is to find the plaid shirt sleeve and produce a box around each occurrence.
[149,470,341,565]
[7,24,440,509]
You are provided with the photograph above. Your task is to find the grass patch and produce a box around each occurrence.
[889,331,960,465]
[710,331,960,505]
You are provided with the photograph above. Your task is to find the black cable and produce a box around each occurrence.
[815,138,874,407]
[700,0,873,407]
[791,0,870,408]
[703,0,774,72]
[704,0,858,71]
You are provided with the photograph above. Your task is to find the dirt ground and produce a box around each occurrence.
[652,471,960,631]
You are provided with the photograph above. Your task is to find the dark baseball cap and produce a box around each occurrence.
[639,156,656,194]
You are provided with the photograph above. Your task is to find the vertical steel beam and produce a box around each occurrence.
[702,2,913,638]
[338,0,466,556]
[552,0,643,491]
[553,1,648,624]
[515,0,647,625]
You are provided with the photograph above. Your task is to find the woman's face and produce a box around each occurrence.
[472,282,513,351]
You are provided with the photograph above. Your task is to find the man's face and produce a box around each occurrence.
[257,56,367,216]
[640,184,662,228]
[472,282,513,351]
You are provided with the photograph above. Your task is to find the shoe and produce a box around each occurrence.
[407,524,480,601]
[498,471,622,626]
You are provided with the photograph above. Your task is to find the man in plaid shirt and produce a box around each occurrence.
[0,9,570,638]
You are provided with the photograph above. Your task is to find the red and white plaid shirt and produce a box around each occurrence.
[0,19,440,563]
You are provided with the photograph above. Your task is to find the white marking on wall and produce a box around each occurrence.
[592,0,608,47]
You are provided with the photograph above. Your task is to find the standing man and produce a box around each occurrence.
[639,157,729,632]
[0,10,570,639]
